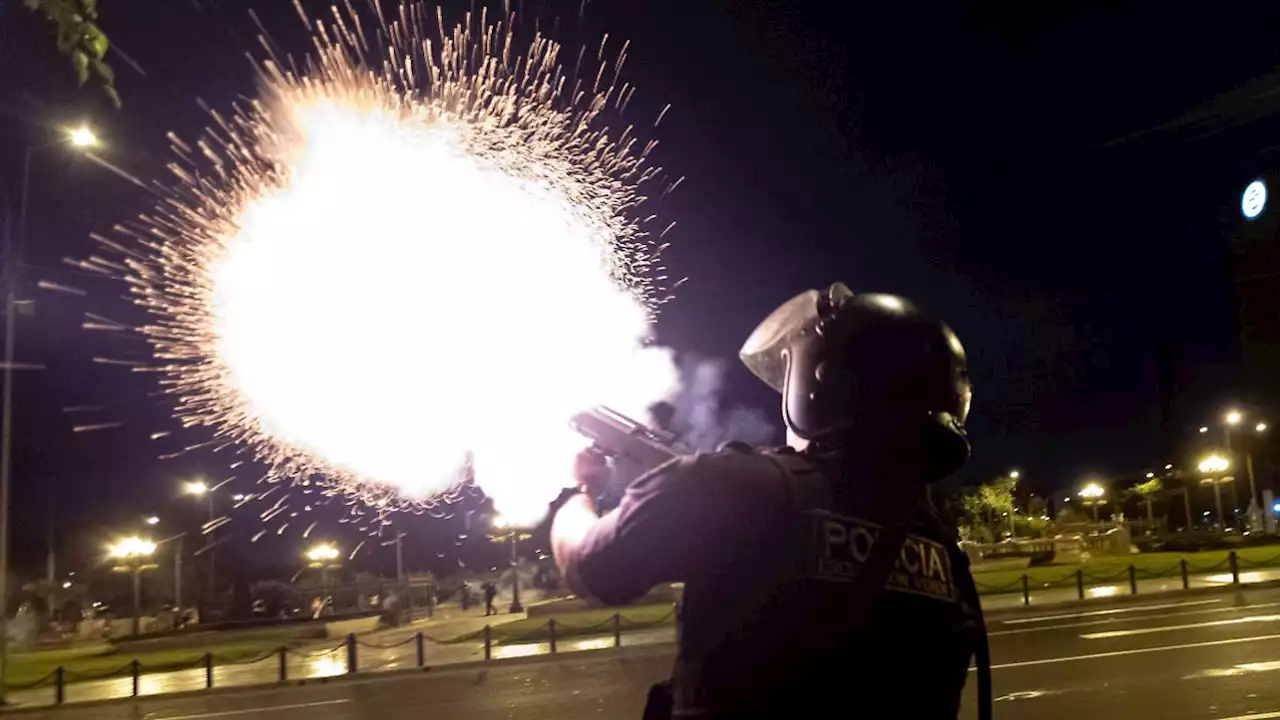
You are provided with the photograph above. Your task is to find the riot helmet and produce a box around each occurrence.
[740,283,972,478]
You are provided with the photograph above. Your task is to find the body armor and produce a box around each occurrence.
[652,448,984,718]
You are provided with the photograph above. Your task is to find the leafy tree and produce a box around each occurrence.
[1131,477,1163,527]
[23,0,120,107]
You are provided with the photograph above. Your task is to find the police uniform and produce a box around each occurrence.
[571,445,983,718]
[557,283,991,720]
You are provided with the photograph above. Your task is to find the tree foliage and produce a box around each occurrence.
[23,0,120,107]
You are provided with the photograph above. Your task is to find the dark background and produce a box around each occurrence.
[2,0,1280,577]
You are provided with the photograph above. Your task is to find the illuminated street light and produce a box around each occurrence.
[145,516,159,526]
[232,494,245,501]
[183,480,208,496]
[1009,469,1020,480]
[108,536,157,637]
[1226,410,1243,426]
[491,515,524,613]
[67,125,98,148]
[1078,482,1106,523]
[1165,464,1173,470]
[1199,426,1209,434]
[1198,454,1230,474]
[1258,422,1269,434]
[306,543,340,563]
[1146,472,1155,479]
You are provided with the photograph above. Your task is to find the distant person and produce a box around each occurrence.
[483,582,498,616]
[553,284,991,719]
[458,581,473,611]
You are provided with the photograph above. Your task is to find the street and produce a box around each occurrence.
[18,585,1280,719]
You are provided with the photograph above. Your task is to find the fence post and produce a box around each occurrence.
[483,625,492,661]
[416,632,425,668]
[1020,574,1030,605]
[549,619,558,654]
[346,633,358,674]
[131,659,140,697]
[1181,559,1189,590]
[1128,565,1138,595]
[204,652,214,689]
[278,646,288,682]
[1231,551,1241,585]
[1075,570,1084,600]
[54,666,64,705]
[612,613,621,648]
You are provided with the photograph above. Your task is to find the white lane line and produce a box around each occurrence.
[1216,712,1280,720]
[990,602,1280,636]
[970,632,1280,671]
[150,699,351,720]
[1081,614,1280,640]
[999,598,1222,625]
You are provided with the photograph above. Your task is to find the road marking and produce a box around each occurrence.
[150,699,351,720]
[1080,614,1280,639]
[999,598,1222,625]
[970,632,1280,671]
[1216,712,1280,720]
[989,602,1280,636]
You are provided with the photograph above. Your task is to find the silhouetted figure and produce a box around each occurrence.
[553,284,991,720]
[482,581,498,616]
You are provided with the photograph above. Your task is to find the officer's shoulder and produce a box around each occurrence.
[633,443,786,487]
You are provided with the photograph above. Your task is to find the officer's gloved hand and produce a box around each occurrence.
[572,448,612,497]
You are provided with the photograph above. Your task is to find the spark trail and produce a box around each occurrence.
[99,2,679,525]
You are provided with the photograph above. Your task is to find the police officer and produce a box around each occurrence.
[552,283,990,719]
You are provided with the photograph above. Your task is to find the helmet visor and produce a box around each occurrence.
[739,289,822,393]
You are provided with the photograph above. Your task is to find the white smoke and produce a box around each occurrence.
[663,354,778,451]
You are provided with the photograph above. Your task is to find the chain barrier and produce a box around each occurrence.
[4,670,57,690]
[1235,552,1280,569]
[971,576,1025,593]
[619,606,678,629]
[61,660,136,683]
[285,643,345,659]
[553,617,616,633]
[1134,562,1183,579]
[1081,566,1132,583]
[355,636,418,650]
[219,649,280,665]
[1184,557,1231,573]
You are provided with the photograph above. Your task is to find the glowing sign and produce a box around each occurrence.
[1243,180,1268,219]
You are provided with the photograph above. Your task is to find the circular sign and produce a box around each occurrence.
[1243,179,1268,219]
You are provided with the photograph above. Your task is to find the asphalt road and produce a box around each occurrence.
[23,586,1280,719]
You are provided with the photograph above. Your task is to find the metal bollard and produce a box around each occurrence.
[1020,574,1030,605]
[346,633,358,674]
[549,619,558,654]
[613,613,622,648]
[204,652,214,689]
[1231,551,1241,585]
[1181,559,1189,590]
[131,659,140,697]
[278,646,288,682]
[1128,565,1138,595]
[1075,570,1084,600]
[416,632,425,668]
[54,667,64,705]
[483,625,492,661]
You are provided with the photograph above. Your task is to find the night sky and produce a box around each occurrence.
[2,0,1280,576]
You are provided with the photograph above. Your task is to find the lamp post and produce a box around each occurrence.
[305,543,341,605]
[0,125,101,697]
[108,537,158,637]
[183,480,216,600]
[1078,482,1106,523]
[492,516,523,613]
[1198,453,1232,529]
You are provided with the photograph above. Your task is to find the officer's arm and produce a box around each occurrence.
[552,456,749,606]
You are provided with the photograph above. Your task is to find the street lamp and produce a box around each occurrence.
[1078,482,1106,523]
[305,543,341,600]
[0,123,103,694]
[146,516,160,526]
[1226,410,1243,427]
[492,515,524,613]
[183,479,217,601]
[1198,453,1233,529]
[68,126,99,148]
[1199,426,1209,434]
[108,536,157,637]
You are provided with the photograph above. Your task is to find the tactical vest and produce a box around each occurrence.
[663,450,982,719]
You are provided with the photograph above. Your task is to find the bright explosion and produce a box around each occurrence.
[108,4,679,525]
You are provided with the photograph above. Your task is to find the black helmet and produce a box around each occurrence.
[739,283,972,478]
